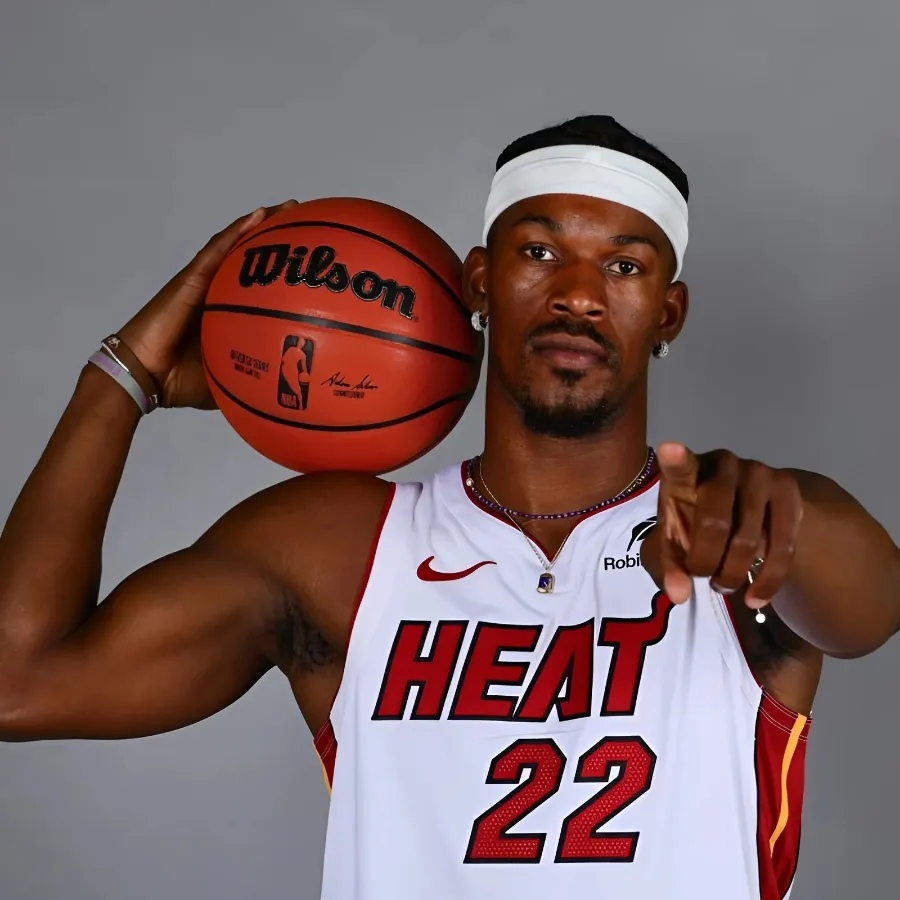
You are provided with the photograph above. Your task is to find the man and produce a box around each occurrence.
[0,115,898,899]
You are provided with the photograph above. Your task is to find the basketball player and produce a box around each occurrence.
[1,116,898,900]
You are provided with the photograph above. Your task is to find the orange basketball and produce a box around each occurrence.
[201,198,482,474]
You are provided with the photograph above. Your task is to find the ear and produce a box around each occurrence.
[658,280,689,345]
[462,246,490,316]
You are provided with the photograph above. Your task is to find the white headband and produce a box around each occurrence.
[483,144,689,280]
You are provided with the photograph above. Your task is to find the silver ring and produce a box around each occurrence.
[747,557,765,584]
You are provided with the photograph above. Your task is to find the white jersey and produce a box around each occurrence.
[314,463,810,900]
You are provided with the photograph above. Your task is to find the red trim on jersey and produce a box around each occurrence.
[458,461,661,558]
[722,594,811,896]
[348,481,397,634]
[314,719,338,789]
[312,481,398,790]
[754,692,810,899]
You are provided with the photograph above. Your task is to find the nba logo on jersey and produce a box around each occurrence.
[277,335,314,411]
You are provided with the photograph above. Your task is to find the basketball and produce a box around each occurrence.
[201,198,483,474]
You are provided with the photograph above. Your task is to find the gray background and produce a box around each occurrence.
[1,1,898,897]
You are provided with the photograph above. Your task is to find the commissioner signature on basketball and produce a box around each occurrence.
[321,372,380,391]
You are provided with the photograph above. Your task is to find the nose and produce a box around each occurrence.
[547,261,607,319]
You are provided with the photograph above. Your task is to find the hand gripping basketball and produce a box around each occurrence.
[115,200,300,409]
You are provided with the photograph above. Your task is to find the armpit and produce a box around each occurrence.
[273,591,340,674]
[730,597,822,714]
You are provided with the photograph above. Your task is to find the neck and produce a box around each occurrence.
[479,380,653,516]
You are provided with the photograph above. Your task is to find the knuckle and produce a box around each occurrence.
[773,468,795,489]
[722,449,740,466]
[175,270,207,294]
[189,247,210,268]
[729,533,758,554]
[746,460,770,483]
[713,451,740,479]
[699,515,731,536]
[775,471,802,504]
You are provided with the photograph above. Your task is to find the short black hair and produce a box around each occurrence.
[496,115,689,202]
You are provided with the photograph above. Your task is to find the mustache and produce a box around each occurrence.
[526,320,618,360]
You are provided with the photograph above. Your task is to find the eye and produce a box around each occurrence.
[524,244,557,262]
[607,260,642,276]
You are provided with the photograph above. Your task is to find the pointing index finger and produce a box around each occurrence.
[660,532,694,604]
[656,442,699,492]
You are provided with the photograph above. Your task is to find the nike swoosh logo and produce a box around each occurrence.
[416,556,496,582]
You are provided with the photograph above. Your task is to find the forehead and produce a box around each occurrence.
[492,193,668,246]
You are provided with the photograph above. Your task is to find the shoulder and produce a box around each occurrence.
[199,470,396,571]
[194,471,401,673]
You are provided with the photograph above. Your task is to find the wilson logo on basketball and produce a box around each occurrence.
[239,243,417,319]
[201,198,480,474]
[277,335,315,411]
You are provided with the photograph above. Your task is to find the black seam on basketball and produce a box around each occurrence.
[227,219,468,320]
[203,355,472,432]
[203,303,476,364]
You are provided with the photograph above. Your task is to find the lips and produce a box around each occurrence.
[530,336,610,367]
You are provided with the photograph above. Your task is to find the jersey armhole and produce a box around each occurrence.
[708,585,810,716]
[708,585,811,899]
[706,583,764,704]
[313,482,400,785]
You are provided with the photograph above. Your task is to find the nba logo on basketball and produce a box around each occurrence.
[277,336,315,411]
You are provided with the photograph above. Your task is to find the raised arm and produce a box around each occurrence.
[0,490,288,741]
[0,201,384,741]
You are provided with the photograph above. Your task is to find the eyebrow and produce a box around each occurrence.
[608,234,660,254]
[512,216,660,254]
[512,214,564,232]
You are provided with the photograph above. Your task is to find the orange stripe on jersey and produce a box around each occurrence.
[314,719,338,791]
[768,713,808,855]
[754,692,811,899]
[317,757,332,794]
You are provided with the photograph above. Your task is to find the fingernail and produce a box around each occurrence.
[711,581,736,595]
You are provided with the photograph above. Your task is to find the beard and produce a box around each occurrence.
[502,319,626,438]
[511,371,624,438]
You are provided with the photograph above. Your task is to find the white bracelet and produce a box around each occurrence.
[88,350,154,415]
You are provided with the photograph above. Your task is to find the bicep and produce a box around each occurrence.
[8,548,283,740]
